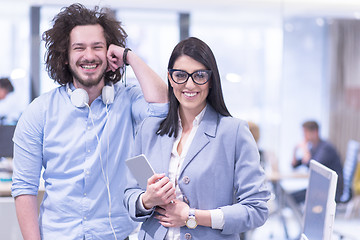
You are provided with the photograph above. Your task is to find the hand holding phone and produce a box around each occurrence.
[125,154,155,189]
[142,174,176,209]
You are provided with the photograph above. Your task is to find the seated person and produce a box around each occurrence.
[248,121,279,175]
[291,120,344,203]
[0,77,14,101]
[248,121,264,167]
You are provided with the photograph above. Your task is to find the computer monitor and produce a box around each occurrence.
[301,160,338,240]
[0,125,16,158]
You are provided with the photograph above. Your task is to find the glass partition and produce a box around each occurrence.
[0,2,30,124]
[191,7,283,160]
[116,9,179,84]
[39,5,63,94]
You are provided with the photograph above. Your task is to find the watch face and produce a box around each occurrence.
[186,217,197,229]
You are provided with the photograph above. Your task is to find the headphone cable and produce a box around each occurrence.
[86,103,117,240]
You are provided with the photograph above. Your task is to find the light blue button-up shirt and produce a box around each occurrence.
[11,82,168,240]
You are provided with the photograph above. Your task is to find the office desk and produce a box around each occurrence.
[267,172,309,182]
[0,181,13,196]
[0,181,45,214]
[267,171,309,240]
[0,180,45,196]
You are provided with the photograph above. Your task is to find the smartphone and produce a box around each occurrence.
[125,154,155,189]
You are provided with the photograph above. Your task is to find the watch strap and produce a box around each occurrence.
[189,208,195,217]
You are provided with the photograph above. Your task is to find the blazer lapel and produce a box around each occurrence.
[179,105,218,175]
[160,133,174,175]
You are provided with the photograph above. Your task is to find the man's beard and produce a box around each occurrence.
[68,62,107,87]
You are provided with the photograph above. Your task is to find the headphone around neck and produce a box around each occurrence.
[66,82,115,108]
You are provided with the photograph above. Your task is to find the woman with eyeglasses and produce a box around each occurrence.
[124,37,270,240]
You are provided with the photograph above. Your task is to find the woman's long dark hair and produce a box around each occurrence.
[42,3,128,85]
[157,37,231,138]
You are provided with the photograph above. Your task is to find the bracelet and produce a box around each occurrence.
[123,48,131,66]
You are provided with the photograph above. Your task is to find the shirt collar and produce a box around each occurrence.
[177,105,207,129]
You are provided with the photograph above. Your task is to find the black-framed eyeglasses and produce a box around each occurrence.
[168,69,212,85]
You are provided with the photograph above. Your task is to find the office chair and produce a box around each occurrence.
[339,140,359,204]
[0,125,16,158]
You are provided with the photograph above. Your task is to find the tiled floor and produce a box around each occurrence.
[249,203,360,240]
[332,215,360,240]
[129,201,360,240]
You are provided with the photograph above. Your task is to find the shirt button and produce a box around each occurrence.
[183,176,190,184]
[185,233,192,239]
[87,149,91,153]
[84,193,87,196]
[87,126,91,130]
[83,216,87,220]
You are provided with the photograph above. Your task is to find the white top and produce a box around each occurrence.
[166,106,224,240]
[137,106,225,240]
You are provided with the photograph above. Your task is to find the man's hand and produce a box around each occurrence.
[106,44,126,72]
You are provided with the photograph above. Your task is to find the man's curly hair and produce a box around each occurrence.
[42,3,128,85]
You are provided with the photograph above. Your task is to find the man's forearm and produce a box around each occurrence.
[126,51,168,103]
[14,195,41,240]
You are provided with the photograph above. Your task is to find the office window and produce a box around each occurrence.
[191,9,283,154]
[116,9,179,83]
[39,5,64,94]
[0,2,30,124]
[280,17,329,171]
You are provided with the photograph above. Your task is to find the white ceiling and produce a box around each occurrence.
[4,0,360,18]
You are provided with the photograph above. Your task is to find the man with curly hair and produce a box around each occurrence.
[11,4,168,240]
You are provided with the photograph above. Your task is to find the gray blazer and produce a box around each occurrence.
[124,105,270,240]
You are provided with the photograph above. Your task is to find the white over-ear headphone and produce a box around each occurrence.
[66,82,114,108]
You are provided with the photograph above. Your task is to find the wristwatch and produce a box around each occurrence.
[185,208,197,229]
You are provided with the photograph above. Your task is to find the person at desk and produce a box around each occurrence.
[0,77,14,101]
[248,121,268,169]
[11,3,168,240]
[124,37,270,240]
[291,120,344,203]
